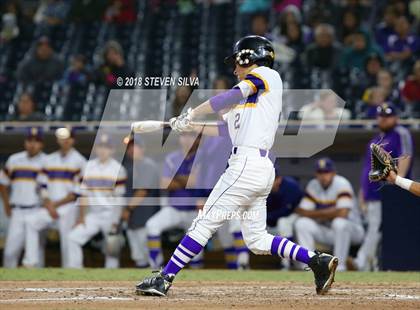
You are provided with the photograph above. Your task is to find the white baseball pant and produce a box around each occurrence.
[355,200,382,270]
[277,214,298,239]
[295,217,364,271]
[3,207,44,268]
[126,227,148,267]
[187,150,276,255]
[25,204,77,268]
[67,212,119,268]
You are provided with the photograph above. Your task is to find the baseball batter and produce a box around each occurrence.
[25,127,86,268]
[137,35,338,296]
[67,134,126,268]
[0,128,46,268]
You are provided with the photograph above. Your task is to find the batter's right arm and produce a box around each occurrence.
[192,121,229,137]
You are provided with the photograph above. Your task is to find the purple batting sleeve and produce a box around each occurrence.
[209,87,244,112]
[217,122,229,137]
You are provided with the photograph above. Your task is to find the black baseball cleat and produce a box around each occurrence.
[135,270,174,297]
[308,251,338,295]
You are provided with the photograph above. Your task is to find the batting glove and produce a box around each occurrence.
[170,108,194,132]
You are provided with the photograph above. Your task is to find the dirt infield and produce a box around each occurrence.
[0,280,419,309]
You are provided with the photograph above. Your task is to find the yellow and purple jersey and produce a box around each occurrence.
[40,148,86,204]
[300,174,361,226]
[81,157,126,215]
[0,151,46,206]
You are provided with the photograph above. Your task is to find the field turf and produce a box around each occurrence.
[1,269,419,309]
[1,268,419,283]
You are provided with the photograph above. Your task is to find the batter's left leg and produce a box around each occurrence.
[240,203,314,264]
[241,200,338,295]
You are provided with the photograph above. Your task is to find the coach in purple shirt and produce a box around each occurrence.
[354,102,414,271]
[384,16,419,63]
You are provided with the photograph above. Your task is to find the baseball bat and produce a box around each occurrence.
[131,120,217,133]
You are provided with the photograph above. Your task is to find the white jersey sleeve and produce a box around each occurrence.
[334,177,354,209]
[72,154,87,197]
[299,180,317,210]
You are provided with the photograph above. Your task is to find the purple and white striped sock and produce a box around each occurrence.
[163,235,203,276]
[270,235,315,264]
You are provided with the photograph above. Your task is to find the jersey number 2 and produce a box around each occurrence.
[234,113,240,129]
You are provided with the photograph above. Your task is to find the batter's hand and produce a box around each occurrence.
[170,108,194,132]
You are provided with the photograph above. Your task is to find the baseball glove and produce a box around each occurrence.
[368,143,397,182]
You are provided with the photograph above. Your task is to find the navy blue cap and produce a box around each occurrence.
[26,127,43,141]
[377,102,397,117]
[315,157,335,173]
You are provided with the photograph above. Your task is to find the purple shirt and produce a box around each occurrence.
[375,23,395,50]
[384,34,420,54]
[162,150,198,211]
[361,125,414,201]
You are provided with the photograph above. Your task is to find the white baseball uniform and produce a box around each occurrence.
[0,151,46,268]
[187,66,283,255]
[25,148,86,267]
[294,175,364,271]
[68,157,126,268]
